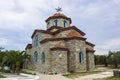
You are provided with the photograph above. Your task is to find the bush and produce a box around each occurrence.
[20,70,36,75]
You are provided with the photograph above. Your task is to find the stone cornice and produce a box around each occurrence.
[86,41,95,47]
[86,48,95,53]
[31,29,53,38]
[25,44,32,50]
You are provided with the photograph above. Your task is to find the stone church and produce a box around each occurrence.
[25,12,95,74]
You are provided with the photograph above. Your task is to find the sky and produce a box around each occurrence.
[0,0,120,55]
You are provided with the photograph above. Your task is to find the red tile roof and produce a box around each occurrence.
[45,13,72,23]
[67,31,85,38]
[31,26,86,38]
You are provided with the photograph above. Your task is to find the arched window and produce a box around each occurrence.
[53,19,58,26]
[79,51,83,63]
[35,34,38,46]
[34,51,38,63]
[47,22,50,28]
[41,52,45,63]
[63,20,67,27]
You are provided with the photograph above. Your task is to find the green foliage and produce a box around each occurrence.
[20,70,36,75]
[94,55,108,67]
[95,51,120,68]
[0,48,31,74]
[94,76,120,80]
[0,74,6,78]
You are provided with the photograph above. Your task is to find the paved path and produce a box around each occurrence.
[37,71,113,80]
[74,71,113,80]
[1,71,113,80]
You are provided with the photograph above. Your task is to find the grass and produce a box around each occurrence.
[0,74,6,78]
[63,71,102,79]
[20,70,36,75]
[94,76,120,80]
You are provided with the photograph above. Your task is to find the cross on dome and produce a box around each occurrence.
[55,7,62,13]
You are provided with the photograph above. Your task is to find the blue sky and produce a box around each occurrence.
[0,0,120,55]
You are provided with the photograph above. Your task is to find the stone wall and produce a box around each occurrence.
[66,39,87,72]
[50,50,68,74]
[86,53,95,71]
[46,18,70,28]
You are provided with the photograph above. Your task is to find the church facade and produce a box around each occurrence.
[25,13,95,74]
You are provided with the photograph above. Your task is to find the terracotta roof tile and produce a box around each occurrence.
[45,13,72,23]
[31,26,86,38]
[67,31,85,38]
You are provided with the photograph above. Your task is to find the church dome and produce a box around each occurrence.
[45,13,72,29]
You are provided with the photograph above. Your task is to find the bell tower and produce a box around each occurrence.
[45,7,72,29]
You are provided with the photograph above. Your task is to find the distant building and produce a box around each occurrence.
[25,12,95,74]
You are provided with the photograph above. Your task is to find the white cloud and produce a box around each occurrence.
[0,38,10,46]
[95,38,120,55]
[0,0,120,52]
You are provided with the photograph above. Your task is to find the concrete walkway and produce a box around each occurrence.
[37,71,113,80]
[74,71,113,80]
[1,71,113,80]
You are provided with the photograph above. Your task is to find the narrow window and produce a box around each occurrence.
[41,52,45,63]
[63,20,67,27]
[54,19,58,26]
[47,22,50,28]
[34,51,38,63]
[79,51,83,63]
[35,35,38,46]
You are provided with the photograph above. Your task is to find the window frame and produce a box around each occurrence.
[63,20,67,27]
[41,52,45,63]
[34,34,38,47]
[53,19,58,26]
[79,51,83,63]
[34,51,38,63]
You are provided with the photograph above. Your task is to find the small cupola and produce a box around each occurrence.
[45,8,72,29]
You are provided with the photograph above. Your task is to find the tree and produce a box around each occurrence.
[94,55,108,67]
[108,51,120,68]
[2,50,30,74]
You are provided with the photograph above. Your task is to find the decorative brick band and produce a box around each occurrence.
[50,47,69,51]
[40,37,86,44]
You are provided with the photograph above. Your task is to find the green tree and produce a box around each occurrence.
[2,50,30,74]
[108,51,120,68]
